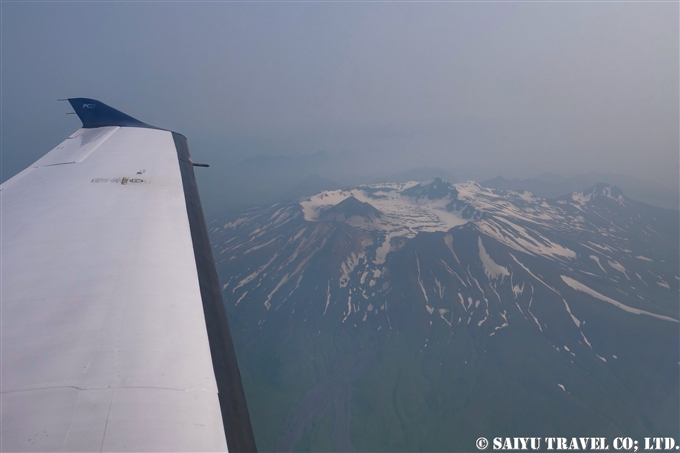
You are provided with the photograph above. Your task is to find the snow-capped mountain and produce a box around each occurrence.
[210,179,679,452]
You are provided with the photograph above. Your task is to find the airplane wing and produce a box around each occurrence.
[1,99,257,452]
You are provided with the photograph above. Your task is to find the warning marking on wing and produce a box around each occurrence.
[91,177,146,184]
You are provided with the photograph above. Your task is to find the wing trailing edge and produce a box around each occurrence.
[173,132,258,453]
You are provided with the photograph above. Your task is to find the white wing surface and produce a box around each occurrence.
[1,99,256,452]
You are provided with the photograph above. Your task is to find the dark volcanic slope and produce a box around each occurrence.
[319,196,383,223]
[210,180,679,452]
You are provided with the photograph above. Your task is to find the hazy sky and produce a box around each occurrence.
[2,1,678,188]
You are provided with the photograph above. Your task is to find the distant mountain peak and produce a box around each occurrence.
[572,184,628,207]
[300,181,475,264]
[590,183,625,198]
[402,177,457,200]
[319,196,382,223]
[481,173,677,210]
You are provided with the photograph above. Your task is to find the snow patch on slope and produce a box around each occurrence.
[589,255,607,273]
[571,192,592,205]
[477,218,576,260]
[561,276,677,322]
[478,237,509,280]
[607,260,630,279]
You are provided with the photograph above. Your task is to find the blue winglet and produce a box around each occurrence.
[67,98,162,130]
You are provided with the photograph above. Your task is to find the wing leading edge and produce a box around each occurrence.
[1,99,256,452]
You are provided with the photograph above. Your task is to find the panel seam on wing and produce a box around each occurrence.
[1,385,218,394]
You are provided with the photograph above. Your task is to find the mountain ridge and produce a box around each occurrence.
[482,173,678,211]
[211,179,679,452]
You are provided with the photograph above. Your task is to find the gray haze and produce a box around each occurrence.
[2,2,678,203]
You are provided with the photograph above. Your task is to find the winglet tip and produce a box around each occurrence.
[66,98,159,130]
